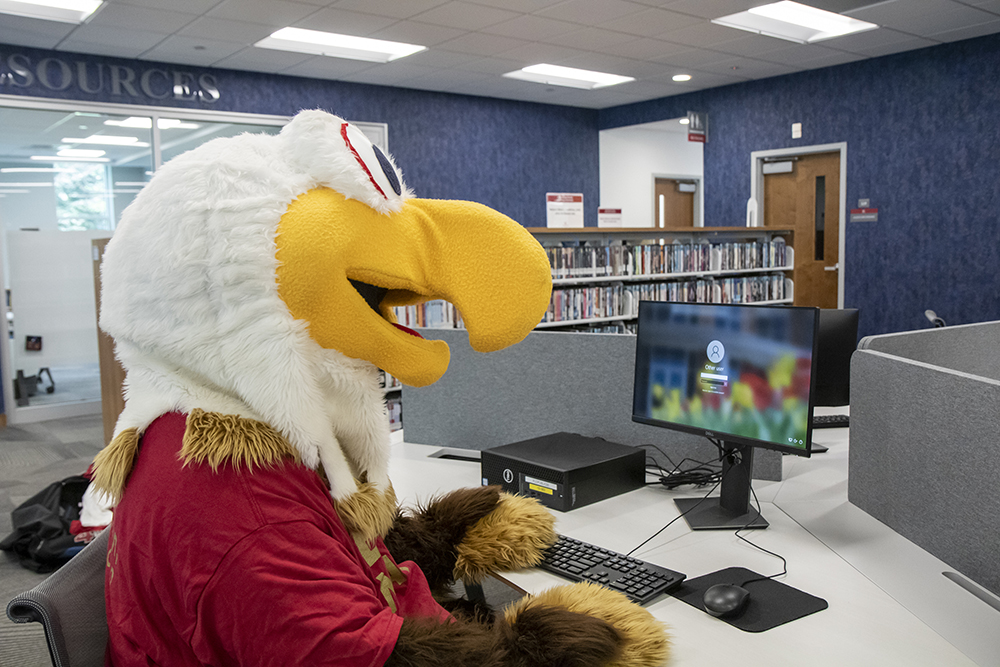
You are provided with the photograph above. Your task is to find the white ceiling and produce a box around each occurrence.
[1,0,999,109]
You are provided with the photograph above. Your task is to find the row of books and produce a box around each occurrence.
[541,274,790,324]
[378,370,402,392]
[386,396,402,431]
[545,238,789,279]
[392,301,464,330]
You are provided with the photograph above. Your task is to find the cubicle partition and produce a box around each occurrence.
[849,320,1000,597]
[402,329,783,482]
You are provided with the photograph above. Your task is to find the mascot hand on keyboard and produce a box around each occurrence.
[91,109,669,667]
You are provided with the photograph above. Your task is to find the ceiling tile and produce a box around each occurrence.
[712,34,798,58]
[339,62,439,86]
[480,15,579,41]
[589,36,693,60]
[658,20,753,47]
[86,4,199,33]
[829,27,938,57]
[601,8,702,36]
[659,0,762,20]
[113,0,223,12]
[60,25,169,56]
[930,17,1000,42]
[213,46,315,73]
[454,55,529,75]
[890,6,998,36]
[964,0,1000,10]
[652,47,739,68]
[537,0,651,26]
[493,40,584,65]
[288,8,398,35]
[277,56,377,80]
[692,56,798,79]
[547,27,642,51]
[436,32,531,56]
[0,16,75,49]
[330,0,451,20]
[410,1,521,31]
[463,0,565,10]
[140,35,246,66]
[179,17,275,43]
[403,49,477,68]
[749,42,846,66]
[206,0,320,27]
[367,20,466,46]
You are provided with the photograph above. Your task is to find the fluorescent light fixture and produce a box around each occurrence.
[712,1,877,44]
[503,64,634,90]
[58,148,105,158]
[672,74,692,82]
[0,0,102,23]
[114,181,150,187]
[255,27,426,63]
[62,135,148,147]
[31,155,109,162]
[0,182,53,186]
[104,117,200,130]
[0,167,69,173]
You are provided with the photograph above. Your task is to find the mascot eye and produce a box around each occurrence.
[340,122,402,199]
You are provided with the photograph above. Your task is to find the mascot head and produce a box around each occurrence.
[93,109,552,507]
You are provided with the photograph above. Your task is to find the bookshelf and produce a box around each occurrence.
[528,227,794,332]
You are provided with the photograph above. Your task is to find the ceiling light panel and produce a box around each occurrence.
[254,27,426,63]
[503,63,635,90]
[0,0,102,24]
[712,1,877,44]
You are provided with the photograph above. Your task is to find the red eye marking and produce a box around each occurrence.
[341,122,388,200]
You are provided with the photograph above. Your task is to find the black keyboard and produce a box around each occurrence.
[812,414,850,429]
[539,534,685,606]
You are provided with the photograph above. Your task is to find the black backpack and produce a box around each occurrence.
[0,475,91,573]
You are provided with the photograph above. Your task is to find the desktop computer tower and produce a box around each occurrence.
[480,432,645,512]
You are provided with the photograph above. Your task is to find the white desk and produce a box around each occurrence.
[388,421,999,667]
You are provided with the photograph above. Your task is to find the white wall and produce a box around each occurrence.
[599,123,704,228]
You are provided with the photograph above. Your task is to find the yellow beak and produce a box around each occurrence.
[275,188,553,387]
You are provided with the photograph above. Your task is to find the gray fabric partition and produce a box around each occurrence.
[849,321,1000,597]
[402,329,783,482]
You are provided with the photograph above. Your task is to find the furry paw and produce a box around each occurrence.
[504,582,670,667]
[499,603,622,667]
[454,492,557,583]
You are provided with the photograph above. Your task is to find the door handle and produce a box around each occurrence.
[824,263,839,272]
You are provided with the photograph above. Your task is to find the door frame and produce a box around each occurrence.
[748,142,847,308]
[652,173,703,228]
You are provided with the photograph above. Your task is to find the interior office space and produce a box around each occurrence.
[0,2,998,663]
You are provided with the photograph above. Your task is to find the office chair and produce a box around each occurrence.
[6,529,109,667]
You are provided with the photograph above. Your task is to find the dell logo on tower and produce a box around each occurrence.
[502,468,514,484]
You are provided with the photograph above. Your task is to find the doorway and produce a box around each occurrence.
[654,177,698,229]
[750,143,846,308]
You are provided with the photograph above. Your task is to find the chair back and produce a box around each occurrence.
[6,528,109,667]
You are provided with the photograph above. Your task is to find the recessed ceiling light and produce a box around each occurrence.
[105,117,200,130]
[254,27,426,63]
[58,148,106,158]
[0,0,102,23]
[672,74,692,82]
[679,118,690,125]
[503,64,635,90]
[30,155,110,162]
[62,135,149,147]
[712,1,877,44]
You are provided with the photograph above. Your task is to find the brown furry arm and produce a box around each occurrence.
[384,605,622,667]
[383,486,501,594]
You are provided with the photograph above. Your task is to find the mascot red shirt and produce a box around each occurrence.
[92,110,670,667]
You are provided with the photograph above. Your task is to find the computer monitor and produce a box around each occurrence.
[632,301,819,530]
[813,308,859,407]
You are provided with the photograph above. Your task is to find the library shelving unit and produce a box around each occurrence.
[528,226,795,332]
[379,370,403,432]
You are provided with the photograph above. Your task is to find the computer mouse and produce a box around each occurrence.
[702,583,751,618]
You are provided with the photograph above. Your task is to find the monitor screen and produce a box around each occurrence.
[632,301,819,457]
[813,308,859,407]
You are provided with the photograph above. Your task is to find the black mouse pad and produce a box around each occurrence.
[671,567,827,632]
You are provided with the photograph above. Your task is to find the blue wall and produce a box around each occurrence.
[600,33,1000,338]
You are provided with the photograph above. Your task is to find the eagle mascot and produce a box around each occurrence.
[90,109,670,667]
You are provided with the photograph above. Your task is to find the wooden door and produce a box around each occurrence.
[763,152,840,308]
[654,178,694,229]
[92,238,126,445]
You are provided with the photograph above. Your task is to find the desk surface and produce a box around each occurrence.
[389,417,998,667]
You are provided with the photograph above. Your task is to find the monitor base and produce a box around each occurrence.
[675,497,769,530]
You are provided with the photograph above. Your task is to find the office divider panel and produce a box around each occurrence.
[403,329,783,482]
[849,321,1000,597]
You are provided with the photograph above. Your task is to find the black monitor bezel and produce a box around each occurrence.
[813,308,860,407]
[631,300,819,459]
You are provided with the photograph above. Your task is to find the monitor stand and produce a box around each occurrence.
[674,442,768,530]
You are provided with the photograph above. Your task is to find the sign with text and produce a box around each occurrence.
[850,208,878,222]
[598,207,623,227]
[546,193,584,228]
[687,110,708,143]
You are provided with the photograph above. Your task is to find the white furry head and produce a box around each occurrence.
[99,109,408,499]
